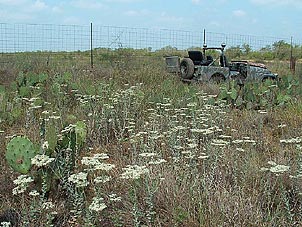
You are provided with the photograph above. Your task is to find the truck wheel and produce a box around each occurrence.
[210,73,225,83]
[180,58,194,79]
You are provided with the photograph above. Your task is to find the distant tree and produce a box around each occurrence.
[225,45,242,59]
[260,45,272,52]
[272,40,291,60]
[242,43,252,55]
[159,45,178,52]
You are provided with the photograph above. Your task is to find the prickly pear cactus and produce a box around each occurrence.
[5,136,37,174]
[45,124,57,153]
[59,120,87,150]
[75,121,87,146]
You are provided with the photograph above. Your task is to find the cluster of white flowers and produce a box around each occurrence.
[219,135,232,139]
[31,154,55,167]
[138,152,158,158]
[120,165,149,180]
[29,190,40,197]
[42,110,60,119]
[191,128,214,135]
[211,139,230,147]
[28,104,42,110]
[68,172,89,187]
[148,159,167,165]
[12,175,34,195]
[94,153,110,160]
[187,143,198,149]
[81,153,114,171]
[94,175,111,184]
[187,102,197,107]
[61,124,76,133]
[42,141,49,150]
[49,115,61,120]
[89,197,107,212]
[198,155,209,160]
[280,137,302,144]
[235,148,245,152]
[232,139,256,145]
[81,156,101,166]
[42,201,55,210]
[94,163,115,171]
[109,193,122,202]
[0,222,11,227]
[261,161,290,174]
[13,175,34,185]
[269,165,290,174]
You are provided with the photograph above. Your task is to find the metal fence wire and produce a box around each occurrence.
[0,22,301,67]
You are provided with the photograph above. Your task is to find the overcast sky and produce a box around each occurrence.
[0,0,301,39]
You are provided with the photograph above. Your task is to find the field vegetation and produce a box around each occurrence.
[1,45,302,226]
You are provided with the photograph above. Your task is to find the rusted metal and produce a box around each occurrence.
[165,44,278,83]
[165,56,180,73]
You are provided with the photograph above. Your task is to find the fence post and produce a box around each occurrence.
[290,36,296,74]
[90,22,93,68]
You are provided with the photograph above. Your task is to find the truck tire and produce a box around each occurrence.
[180,58,194,79]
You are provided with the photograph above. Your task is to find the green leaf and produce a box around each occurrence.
[218,89,228,100]
[19,86,31,97]
[46,124,58,153]
[75,121,87,146]
[230,88,238,100]
[0,85,5,94]
[6,136,37,174]
[38,73,48,83]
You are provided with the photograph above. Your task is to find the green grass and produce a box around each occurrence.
[1,53,302,227]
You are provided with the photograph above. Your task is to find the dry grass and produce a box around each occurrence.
[1,57,302,226]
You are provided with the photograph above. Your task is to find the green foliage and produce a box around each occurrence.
[5,136,37,174]
[45,123,58,153]
[225,40,295,61]
[19,86,31,98]
[75,121,87,147]
[174,206,189,224]
[0,85,6,112]
[225,45,242,59]
[59,120,87,151]
[218,76,300,109]
[218,80,239,104]
[17,72,48,87]
[272,40,291,60]
[2,49,302,226]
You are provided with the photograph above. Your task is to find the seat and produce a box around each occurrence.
[188,51,204,65]
[204,55,214,66]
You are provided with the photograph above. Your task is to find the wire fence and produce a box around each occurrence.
[0,22,302,70]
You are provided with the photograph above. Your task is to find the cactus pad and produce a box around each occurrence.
[5,136,37,174]
[45,124,57,153]
[75,121,87,146]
